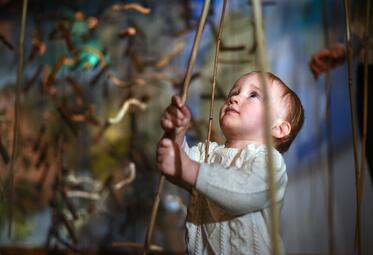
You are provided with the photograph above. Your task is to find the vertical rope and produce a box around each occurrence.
[205,0,228,162]
[357,0,371,251]
[342,0,361,253]
[8,0,29,238]
[143,1,211,254]
[251,1,279,255]
[181,0,211,103]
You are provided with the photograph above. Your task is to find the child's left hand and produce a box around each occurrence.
[156,138,199,187]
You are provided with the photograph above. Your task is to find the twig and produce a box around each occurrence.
[23,65,43,93]
[357,0,371,253]
[343,1,361,253]
[108,98,147,124]
[58,210,78,244]
[252,1,279,255]
[66,190,101,200]
[143,0,211,254]
[46,54,66,87]
[113,162,136,190]
[205,0,227,162]
[8,0,28,238]
[112,3,151,14]
[58,22,77,57]
[358,0,371,208]
[90,63,109,87]
[60,188,78,220]
[208,19,245,52]
[0,34,14,50]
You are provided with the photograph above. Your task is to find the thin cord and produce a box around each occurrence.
[143,1,211,254]
[343,0,361,253]
[357,0,371,251]
[251,1,279,254]
[205,0,228,162]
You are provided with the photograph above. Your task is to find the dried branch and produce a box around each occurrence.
[205,0,227,161]
[112,3,151,14]
[90,63,109,87]
[144,0,211,253]
[0,33,14,50]
[23,65,43,93]
[8,0,29,238]
[108,98,147,124]
[113,162,136,190]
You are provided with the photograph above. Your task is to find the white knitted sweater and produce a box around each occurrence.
[182,140,287,255]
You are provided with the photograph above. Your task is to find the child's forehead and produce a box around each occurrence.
[233,73,282,90]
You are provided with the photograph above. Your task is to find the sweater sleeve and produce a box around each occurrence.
[195,149,288,215]
[181,138,218,163]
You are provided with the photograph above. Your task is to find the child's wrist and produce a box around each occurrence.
[175,128,187,145]
[182,160,199,187]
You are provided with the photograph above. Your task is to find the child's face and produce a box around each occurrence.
[219,73,288,144]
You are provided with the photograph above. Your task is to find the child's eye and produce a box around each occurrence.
[249,91,259,98]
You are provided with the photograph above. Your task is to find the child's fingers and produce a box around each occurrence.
[171,95,183,108]
[172,96,191,119]
[156,138,174,166]
[159,138,173,148]
[167,105,188,124]
[161,112,174,130]
[180,104,191,120]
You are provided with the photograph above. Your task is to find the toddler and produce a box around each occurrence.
[156,71,304,254]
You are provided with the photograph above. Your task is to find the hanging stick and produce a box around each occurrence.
[8,0,29,238]
[205,0,228,161]
[343,1,361,253]
[358,0,371,207]
[357,0,371,251]
[143,1,211,254]
[251,1,279,254]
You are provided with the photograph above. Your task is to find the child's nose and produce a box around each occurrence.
[229,95,239,104]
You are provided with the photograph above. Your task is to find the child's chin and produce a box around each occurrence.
[221,122,236,133]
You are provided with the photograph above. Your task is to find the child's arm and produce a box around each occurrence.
[157,95,198,190]
[195,150,288,215]
[156,138,199,188]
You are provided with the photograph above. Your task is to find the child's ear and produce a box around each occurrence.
[272,120,291,139]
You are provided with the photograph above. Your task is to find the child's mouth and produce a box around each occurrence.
[225,107,239,114]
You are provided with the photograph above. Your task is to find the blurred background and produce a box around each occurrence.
[0,0,372,254]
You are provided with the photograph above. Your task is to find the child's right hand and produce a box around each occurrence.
[161,96,191,134]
